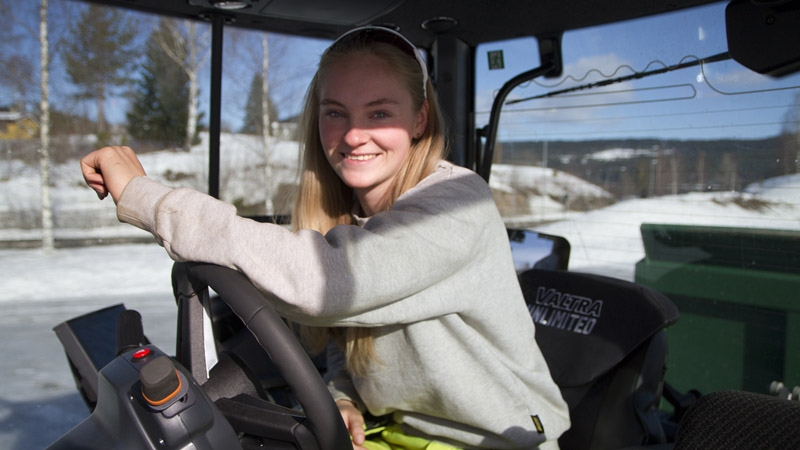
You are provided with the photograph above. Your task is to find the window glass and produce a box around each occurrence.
[0,2,210,445]
[477,1,800,399]
[219,28,330,217]
[0,4,329,445]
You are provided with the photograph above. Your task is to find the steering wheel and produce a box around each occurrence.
[171,262,351,450]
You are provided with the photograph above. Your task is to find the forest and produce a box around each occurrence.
[0,0,315,251]
[495,135,795,199]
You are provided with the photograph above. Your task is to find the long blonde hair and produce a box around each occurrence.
[292,34,448,377]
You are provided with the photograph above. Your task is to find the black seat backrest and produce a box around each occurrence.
[518,269,679,450]
[674,390,800,449]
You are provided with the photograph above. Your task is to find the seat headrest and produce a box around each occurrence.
[519,269,679,387]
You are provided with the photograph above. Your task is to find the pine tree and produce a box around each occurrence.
[240,71,278,135]
[126,19,190,150]
[62,4,137,136]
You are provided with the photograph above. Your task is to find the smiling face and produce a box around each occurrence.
[318,53,428,216]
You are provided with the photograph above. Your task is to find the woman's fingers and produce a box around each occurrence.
[80,146,146,203]
[80,153,109,199]
[336,399,367,447]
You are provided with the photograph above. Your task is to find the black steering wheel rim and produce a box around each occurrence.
[171,261,351,450]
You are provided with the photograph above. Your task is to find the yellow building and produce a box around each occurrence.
[0,112,39,140]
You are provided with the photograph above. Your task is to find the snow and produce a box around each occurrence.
[489,163,614,225]
[1,132,799,448]
[535,188,800,280]
[583,147,659,161]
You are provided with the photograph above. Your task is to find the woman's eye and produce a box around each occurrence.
[324,110,343,118]
[373,111,390,119]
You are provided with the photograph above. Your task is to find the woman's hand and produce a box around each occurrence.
[336,399,367,450]
[80,146,146,203]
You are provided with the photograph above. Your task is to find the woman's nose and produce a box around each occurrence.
[343,125,369,147]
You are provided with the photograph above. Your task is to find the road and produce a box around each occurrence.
[0,293,176,450]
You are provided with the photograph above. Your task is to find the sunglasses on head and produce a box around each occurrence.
[326,26,429,99]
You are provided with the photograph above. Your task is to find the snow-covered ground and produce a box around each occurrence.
[0,244,177,449]
[536,176,800,280]
[1,134,799,448]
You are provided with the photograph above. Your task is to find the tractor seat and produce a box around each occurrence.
[518,269,679,450]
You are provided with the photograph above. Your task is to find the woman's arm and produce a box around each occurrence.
[83,147,494,326]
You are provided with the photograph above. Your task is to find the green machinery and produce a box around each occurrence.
[635,224,800,396]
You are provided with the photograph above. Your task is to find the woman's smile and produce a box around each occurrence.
[343,153,380,162]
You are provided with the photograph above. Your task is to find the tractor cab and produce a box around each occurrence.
[2,0,799,448]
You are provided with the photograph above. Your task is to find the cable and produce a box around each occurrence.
[506,53,731,106]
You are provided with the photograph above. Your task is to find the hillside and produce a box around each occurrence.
[496,136,791,198]
[0,132,616,245]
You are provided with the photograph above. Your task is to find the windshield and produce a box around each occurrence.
[478,1,800,401]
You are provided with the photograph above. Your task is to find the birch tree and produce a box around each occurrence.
[39,0,53,251]
[0,0,54,251]
[154,18,208,152]
[228,30,277,213]
[261,33,271,212]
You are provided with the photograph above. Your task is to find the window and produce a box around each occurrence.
[477,1,800,398]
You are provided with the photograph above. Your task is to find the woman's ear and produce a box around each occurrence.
[414,100,429,138]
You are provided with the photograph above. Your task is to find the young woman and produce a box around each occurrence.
[80,27,570,450]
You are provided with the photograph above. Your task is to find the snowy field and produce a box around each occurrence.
[1,134,799,448]
[0,244,177,449]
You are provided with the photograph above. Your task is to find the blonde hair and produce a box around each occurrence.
[292,36,447,377]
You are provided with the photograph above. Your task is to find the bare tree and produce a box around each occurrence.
[0,1,37,110]
[154,18,209,152]
[0,0,54,251]
[39,0,53,251]
[261,33,272,213]
[226,29,280,213]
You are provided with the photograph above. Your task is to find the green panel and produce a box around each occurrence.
[664,293,786,394]
[640,224,800,275]
[787,312,800,385]
[664,308,746,394]
[635,224,800,396]
[635,260,800,312]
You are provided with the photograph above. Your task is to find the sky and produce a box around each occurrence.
[4,0,799,143]
[0,0,329,129]
[473,2,800,141]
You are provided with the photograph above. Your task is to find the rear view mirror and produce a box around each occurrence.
[726,0,800,77]
[508,229,571,272]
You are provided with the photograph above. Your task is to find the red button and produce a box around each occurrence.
[133,348,151,359]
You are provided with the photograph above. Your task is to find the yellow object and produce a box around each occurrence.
[360,424,462,450]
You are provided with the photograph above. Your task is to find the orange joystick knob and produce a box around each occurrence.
[140,356,183,406]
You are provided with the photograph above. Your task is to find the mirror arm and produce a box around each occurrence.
[477,34,562,181]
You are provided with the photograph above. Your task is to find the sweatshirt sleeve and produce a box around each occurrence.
[323,343,363,409]
[115,166,495,327]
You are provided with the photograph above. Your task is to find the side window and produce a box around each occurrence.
[1,3,213,248]
[476,2,800,399]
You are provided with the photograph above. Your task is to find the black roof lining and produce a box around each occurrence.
[82,0,721,49]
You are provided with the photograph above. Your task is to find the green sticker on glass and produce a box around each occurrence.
[487,50,504,70]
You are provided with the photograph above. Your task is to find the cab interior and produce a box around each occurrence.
[9,0,800,448]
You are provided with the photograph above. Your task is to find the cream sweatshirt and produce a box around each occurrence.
[116,160,570,449]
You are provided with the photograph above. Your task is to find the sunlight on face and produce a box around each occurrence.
[318,53,427,215]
